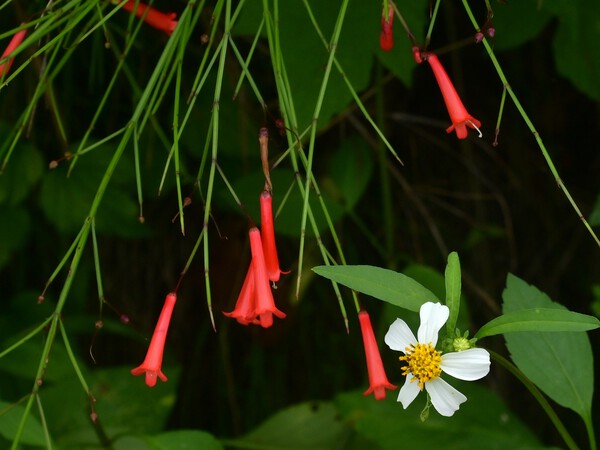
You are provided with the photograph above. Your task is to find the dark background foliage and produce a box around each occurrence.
[0,0,598,448]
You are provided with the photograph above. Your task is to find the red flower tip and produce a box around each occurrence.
[131,292,177,387]
[260,190,289,283]
[249,227,286,328]
[379,4,394,52]
[121,1,178,35]
[0,28,27,77]
[359,311,396,400]
[425,53,481,139]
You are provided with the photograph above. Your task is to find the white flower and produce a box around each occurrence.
[384,302,490,417]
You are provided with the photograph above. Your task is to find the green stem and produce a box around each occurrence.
[11,3,197,446]
[35,394,52,450]
[297,0,349,304]
[493,86,506,147]
[262,0,345,328]
[202,0,232,330]
[489,350,579,450]
[461,0,600,249]
[424,0,442,49]
[0,318,52,360]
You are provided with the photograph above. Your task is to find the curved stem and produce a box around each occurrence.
[489,350,579,450]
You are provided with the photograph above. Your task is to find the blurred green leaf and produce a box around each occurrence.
[545,0,600,101]
[229,401,350,450]
[150,430,223,450]
[115,430,223,450]
[0,206,30,270]
[502,274,594,421]
[0,400,47,447]
[475,308,600,339]
[42,366,179,448]
[335,383,553,450]
[444,252,461,334]
[589,193,600,227]
[312,265,439,311]
[218,168,345,237]
[277,1,374,129]
[39,143,150,237]
[323,138,373,212]
[492,0,554,51]
[0,339,74,382]
[0,142,43,205]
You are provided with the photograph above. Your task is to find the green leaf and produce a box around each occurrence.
[323,138,373,212]
[492,0,554,51]
[219,168,345,238]
[277,1,376,129]
[544,0,600,101]
[475,308,600,339]
[335,383,553,450]
[229,402,350,450]
[502,274,594,421]
[0,206,30,270]
[148,430,223,450]
[312,265,439,311]
[589,193,600,227]
[39,143,149,237]
[0,400,47,447]
[0,141,44,205]
[41,366,180,447]
[444,252,461,334]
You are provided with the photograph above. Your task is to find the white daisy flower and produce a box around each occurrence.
[384,302,490,417]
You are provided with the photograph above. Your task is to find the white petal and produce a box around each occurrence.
[417,302,449,346]
[441,348,491,381]
[425,377,467,417]
[397,373,421,409]
[385,318,417,352]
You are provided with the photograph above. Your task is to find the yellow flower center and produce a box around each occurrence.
[400,342,442,389]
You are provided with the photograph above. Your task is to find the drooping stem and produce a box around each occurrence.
[460,0,600,248]
[489,350,579,450]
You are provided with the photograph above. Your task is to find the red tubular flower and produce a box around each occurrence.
[379,3,394,52]
[359,310,397,400]
[249,227,286,328]
[260,190,288,283]
[426,53,482,139]
[131,292,176,387]
[0,28,27,77]
[120,0,177,35]
[223,264,259,325]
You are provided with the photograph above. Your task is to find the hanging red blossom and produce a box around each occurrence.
[224,228,286,328]
[131,292,176,387]
[260,190,288,283]
[0,28,27,77]
[425,53,482,139]
[359,310,397,400]
[379,3,394,52]
[249,227,286,328]
[118,0,178,35]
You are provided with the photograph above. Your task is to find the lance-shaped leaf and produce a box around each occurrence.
[444,252,461,334]
[502,274,595,424]
[475,308,600,339]
[312,265,439,311]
